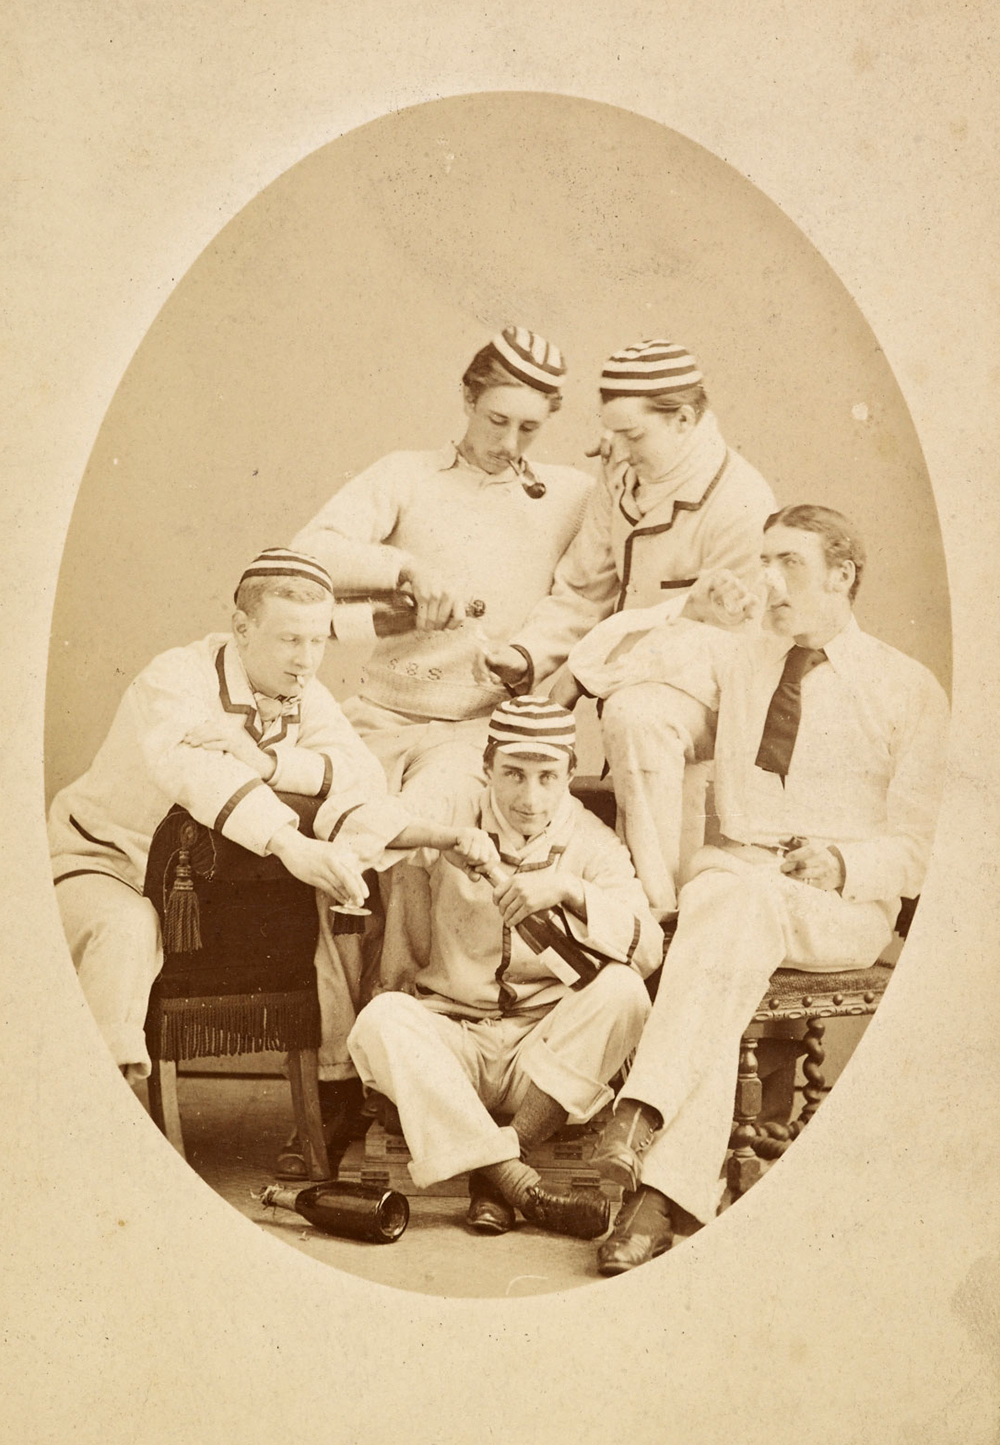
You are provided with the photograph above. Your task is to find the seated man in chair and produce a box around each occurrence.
[570,505,950,1273]
[48,547,495,1097]
[347,696,664,1240]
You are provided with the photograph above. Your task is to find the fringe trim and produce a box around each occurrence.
[146,990,320,1061]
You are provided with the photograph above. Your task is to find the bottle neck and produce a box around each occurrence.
[259,1184,303,1212]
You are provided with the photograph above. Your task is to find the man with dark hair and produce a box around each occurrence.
[290,327,593,803]
[48,548,494,1082]
[286,329,597,1151]
[483,338,777,920]
[347,696,663,1240]
[570,505,950,1273]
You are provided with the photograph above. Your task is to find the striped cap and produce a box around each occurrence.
[487,695,576,760]
[235,548,333,601]
[600,339,703,397]
[489,327,566,394]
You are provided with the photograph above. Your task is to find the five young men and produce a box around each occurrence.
[49,331,949,1274]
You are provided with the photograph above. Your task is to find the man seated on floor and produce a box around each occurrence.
[49,547,495,1089]
[570,504,950,1273]
[347,695,664,1241]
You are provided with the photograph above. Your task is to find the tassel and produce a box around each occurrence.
[164,825,202,953]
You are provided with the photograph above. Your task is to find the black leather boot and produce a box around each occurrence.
[597,1185,675,1275]
[591,1098,662,1192]
[519,1184,610,1240]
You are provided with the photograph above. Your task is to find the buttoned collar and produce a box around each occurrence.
[766,614,866,679]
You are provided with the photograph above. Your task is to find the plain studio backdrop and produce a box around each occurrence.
[44,92,950,801]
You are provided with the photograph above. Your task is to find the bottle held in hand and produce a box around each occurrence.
[476,861,602,988]
[259,1181,410,1243]
[331,591,486,642]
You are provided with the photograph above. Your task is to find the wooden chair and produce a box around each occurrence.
[726,899,916,1198]
[569,775,913,1202]
[142,793,333,1178]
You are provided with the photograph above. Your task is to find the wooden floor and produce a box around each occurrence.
[139,1072,714,1299]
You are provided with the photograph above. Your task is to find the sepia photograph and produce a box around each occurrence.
[44,90,952,1298]
[3,5,998,1443]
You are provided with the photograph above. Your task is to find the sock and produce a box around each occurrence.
[479,1158,542,1210]
[510,1083,569,1153]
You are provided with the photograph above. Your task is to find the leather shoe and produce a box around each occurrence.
[466,1171,516,1234]
[597,1185,674,1275]
[467,1195,517,1234]
[519,1184,610,1240]
[591,1098,662,1192]
[275,1131,311,1180]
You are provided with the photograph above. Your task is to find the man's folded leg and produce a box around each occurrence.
[56,874,163,1077]
[472,965,654,1240]
[348,992,612,1239]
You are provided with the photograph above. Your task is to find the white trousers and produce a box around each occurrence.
[55,874,163,1076]
[347,964,651,1188]
[313,897,384,1081]
[622,843,893,1223]
[600,682,715,917]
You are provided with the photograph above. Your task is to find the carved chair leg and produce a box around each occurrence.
[147,1058,186,1158]
[795,1018,827,1129]
[288,1048,332,1180]
[728,1032,764,1197]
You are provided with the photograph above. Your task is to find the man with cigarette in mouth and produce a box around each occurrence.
[560,505,949,1273]
[48,548,495,1085]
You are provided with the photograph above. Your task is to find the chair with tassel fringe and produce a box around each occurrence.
[142,794,364,1179]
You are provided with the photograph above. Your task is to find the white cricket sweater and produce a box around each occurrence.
[291,444,594,720]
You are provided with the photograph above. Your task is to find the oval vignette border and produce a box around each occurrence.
[42,91,952,1301]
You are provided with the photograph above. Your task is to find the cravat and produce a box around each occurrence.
[754,645,827,779]
[254,693,300,726]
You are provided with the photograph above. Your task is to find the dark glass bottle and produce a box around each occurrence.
[331,590,486,639]
[259,1181,409,1243]
[478,862,602,987]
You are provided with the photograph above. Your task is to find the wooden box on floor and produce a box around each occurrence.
[338,1112,621,1203]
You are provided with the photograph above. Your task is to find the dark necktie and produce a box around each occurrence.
[754,645,827,779]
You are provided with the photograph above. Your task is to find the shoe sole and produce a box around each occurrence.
[466,1218,513,1235]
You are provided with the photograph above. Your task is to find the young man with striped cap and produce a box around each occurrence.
[346,695,663,1240]
[482,339,777,919]
[48,548,496,1084]
[290,327,593,805]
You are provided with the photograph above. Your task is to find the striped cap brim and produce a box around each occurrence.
[236,548,334,600]
[488,694,576,757]
[490,327,566,393]
[601,339,703,396]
